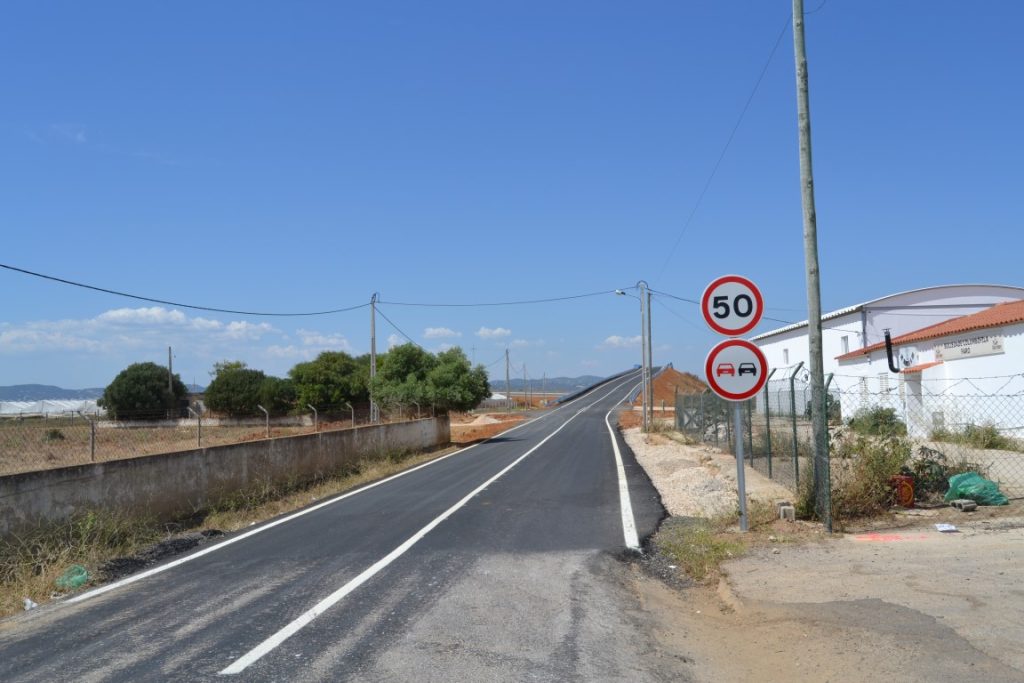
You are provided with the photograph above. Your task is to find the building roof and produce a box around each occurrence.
[751,284,1024,341]
[900,360,943,374]
[836,299,1024,361]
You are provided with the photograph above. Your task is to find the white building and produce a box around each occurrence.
[752,285,1024,435]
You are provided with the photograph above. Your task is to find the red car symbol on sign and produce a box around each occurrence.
[716,363,735,377]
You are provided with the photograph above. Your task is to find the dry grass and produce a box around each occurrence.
[0,444,458,619]
[653,500,779,582]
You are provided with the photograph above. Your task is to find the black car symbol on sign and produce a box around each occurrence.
[738,363,757,377]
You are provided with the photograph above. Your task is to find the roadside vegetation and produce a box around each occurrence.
[930,422,1022,451]
[652,501,779,582]
[0,444,456,619]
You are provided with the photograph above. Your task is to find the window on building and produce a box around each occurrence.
[879,373,889,392]
[783,348,789,364]
[841,336,849,354]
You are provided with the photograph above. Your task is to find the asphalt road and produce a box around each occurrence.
[0,371,678,682]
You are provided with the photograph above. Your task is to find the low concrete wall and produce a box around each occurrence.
[0,416,449,537]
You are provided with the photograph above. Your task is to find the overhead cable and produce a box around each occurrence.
[374,306,422,348]
[378,289,629,308]
[655,15,792,281]
[0,262,368,317]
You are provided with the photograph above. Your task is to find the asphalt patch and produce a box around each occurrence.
[99,529,224,582]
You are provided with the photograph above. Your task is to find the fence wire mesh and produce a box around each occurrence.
[0,403,433,477]
[677,371,1024,524]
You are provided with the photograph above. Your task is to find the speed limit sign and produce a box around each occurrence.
[701,275,764,336]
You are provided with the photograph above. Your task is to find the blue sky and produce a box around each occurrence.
[2,1,1022,388]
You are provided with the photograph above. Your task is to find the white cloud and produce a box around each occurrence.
[510,338,545,348]
[296,329,352,351]
[599,335,642,349]
[476,326,511,339]
[221,320,275,340]
[387,333,403,349]
[424,327,461,339]
[435,343,454,352]
[97,307,187,326]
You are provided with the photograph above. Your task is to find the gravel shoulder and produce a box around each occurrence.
[624,425,1024,683]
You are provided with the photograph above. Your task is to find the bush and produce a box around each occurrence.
[259,377,296,416]
[289,351,370,409]
[931,422,1020,451]
[830,432,911,519]
[205,363,266,417]
[909,445,989,499]
[805,392,842,424]
[848,406,907,436]
[99,362,187,419]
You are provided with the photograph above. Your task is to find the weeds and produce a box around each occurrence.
[654,517,745,582]
[848,407,907,437]
[0,445,455,618]
[930,422,1021,451]
[0,509,163,617]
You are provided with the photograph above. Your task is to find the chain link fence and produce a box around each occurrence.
[0,403,436,477]
[677,369,1024,524]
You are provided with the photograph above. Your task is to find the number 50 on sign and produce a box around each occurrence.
[700,275,764,337]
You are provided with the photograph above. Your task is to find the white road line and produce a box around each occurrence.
[605,382,643,551]
[64,376,632,607]
[219,376,639,675]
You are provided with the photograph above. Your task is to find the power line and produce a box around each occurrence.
[0,262,369,317]
[655,15,792,281]
[378,289,628,308]
[375,306,422,348]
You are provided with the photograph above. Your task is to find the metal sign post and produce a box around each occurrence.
[702,275,769,533]
[733,402,749,531]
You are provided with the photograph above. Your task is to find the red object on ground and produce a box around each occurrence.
[890,475,915,508]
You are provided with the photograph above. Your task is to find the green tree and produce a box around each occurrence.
[99,362,188,419]
[369,343,437,409]
[259,376,297,416]
[289,351,370,409]
[427,347,490,412]
[205,362,267,416]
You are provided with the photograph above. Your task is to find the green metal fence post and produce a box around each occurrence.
[789,362,804,486]
[764,368,777,478]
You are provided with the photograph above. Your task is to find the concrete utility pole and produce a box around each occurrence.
[168,346,173,395]
[792,0,831,531]
[637,281,650,432]
[370,293,379,423]
[645,286,654,427]
[505,348,511,413]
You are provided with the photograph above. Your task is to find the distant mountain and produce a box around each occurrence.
[490,375,604,394]
[0,384,105,401]
[186,383,206,393]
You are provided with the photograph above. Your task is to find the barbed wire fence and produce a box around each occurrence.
[677,369,1024,523]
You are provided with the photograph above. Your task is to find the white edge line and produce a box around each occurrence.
[605,382,642,551]
[219,375,640,675]
[65,373,637,606]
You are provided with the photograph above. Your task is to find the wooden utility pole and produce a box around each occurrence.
[792,0,831,531]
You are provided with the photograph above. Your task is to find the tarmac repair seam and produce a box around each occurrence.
[219,375,641,675]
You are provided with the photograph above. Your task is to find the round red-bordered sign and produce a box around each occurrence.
[705,339,769,401]
[701,275,764,337]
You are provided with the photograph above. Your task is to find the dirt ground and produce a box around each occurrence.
[631,367,707,409]
[449,413,525,444]
[623,422,1024,682]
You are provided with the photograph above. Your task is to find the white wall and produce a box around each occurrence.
[833,322,1024,436]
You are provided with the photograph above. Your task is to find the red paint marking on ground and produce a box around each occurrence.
[851,532,931,543]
